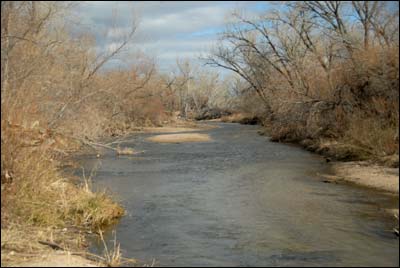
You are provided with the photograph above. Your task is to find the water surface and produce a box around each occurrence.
[78,123,399,266]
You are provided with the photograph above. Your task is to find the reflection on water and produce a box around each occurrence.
[77,123,399,267]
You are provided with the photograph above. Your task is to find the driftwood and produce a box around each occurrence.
[12,127,146,157]
[72,136,145,156]
[80,140,117,151]
[38,240,64,251]
[51,131,129,153]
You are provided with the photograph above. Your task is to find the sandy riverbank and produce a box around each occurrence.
[325,161,399,194]
[146,133,212,143]
[321,161,399,220]
[133,121,218,134]
[137,121,215,143]
[10,253,98,267]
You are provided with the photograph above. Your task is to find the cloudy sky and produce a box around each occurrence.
[73,1,269,73]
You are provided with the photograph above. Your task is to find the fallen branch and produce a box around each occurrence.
[82,140,117,151]
[38,241,64,251]
[50,130,145,156]
[105,138,138,146]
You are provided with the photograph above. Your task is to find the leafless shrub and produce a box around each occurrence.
[207,1,399,157]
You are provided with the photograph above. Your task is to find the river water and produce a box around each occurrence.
[77,123,399,266]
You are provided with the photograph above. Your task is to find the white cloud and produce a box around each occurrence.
[73,1,263,72]
[106,42,124,53]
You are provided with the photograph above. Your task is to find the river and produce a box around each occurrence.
[77,123,399,266]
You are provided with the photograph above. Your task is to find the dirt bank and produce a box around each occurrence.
[259,129,399,193]
[322,161,399,221]
[325,161,399,194]
[9,252,99,267]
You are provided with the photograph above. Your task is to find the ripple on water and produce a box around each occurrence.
[80,123,399,267]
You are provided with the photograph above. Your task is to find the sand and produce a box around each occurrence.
[146,133,212,143]
[9,253,98,267]
[329,161,399,193]
[140,127,200,133]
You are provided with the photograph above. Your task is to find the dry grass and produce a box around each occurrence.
[15,254,99,267]
[1,148,124,229]
[1,225,135,267]
[98,230,124,267]
[1,222,93,266]
[342,115,399,157]
[1,2,225,267]
[220,113,250,123]
[146,133,212,143]
[1,122,124,267]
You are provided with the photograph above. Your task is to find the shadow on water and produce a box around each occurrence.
[75,123,399,267]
